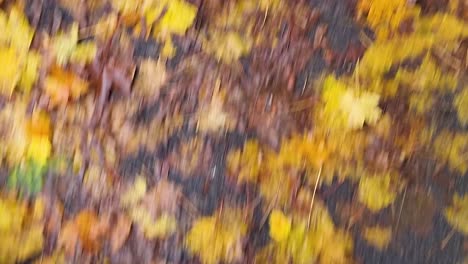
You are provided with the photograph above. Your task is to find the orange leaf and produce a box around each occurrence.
[75,210,110,252]
[44,67,88,106]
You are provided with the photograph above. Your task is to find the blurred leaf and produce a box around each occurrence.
[120,175,147,207]
[363,226,392,250]
[155,0,197,36]
[0,196,44,263]
[8,160,46,196]
[70,42,97,65]
[434,131,468,174]
[455,87,468,126]
[44,67,89,106]
[358,172,398,212]
[269,210,292,242]
[257,201,353,264]
[110,214,131,253]
[445,194,468,235]
[322,75,381,130]
[227,140,263,184]
[186,208,247,264]
[0,47,21,96]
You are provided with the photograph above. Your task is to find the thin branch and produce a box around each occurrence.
[308,165,322,230]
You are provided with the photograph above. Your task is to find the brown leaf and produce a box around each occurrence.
[58,210,110,255]
[110,214,132,253]
[142,179,182,218]
[58,220,79,256]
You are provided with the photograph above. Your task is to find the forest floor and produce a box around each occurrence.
[0,0,467,263]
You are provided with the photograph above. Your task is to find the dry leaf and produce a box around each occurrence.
[110,214,132,253]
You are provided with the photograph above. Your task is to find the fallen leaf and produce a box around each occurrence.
[269,209,292,242]
[445,194,468,235]
[455,87,468,126]
[363,226,392,250]
[185,208,247,264]
[0,47,21,96]
[44,67,89,106]
[322,75,381,130]
[197,89,232,133]
[110,214,132,253]
[0,196,44,263]
[155,0,197,36]
[52,23,79,66]
[133,59,167,98]
[358,172,398,212]
[121,175,147,207]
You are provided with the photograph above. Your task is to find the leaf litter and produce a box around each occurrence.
[0,0,466,263]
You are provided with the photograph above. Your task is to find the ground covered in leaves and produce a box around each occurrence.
[0,0,467,263]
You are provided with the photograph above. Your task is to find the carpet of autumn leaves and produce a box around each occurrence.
[0,0,467,263]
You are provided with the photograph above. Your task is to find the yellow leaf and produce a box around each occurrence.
[0,196,44,263]
[256,201,353,264]
[434,131,468,174]
[19,51,41,92]
[0,47,21,96]
[363,226,392,250]
[269,210,292,242]
[455,88,468,126]
[121,176,147,207]
[161,37,176,58]
[444,194,468,235]
[70,41,97,64]
[357,0,419,39]
[27,135,52,167]
[226,140,263,184]
[155,0,197,36]
[186,208,247,264]
[358,172,398,212]
[52,23,79,66]
[3,7,34,54]
[144,213,177,239]
[322,75,381,130]
[0,100,28,164]
[202,31,252,63]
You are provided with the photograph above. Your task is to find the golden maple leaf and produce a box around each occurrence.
[185,208,247,264]
[269,210,292,242]
[444,194,468,235]
[322,75,381,130]
[358,172,399,212]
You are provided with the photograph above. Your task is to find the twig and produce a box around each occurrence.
[441,228,456,250]
[307,165,322,230]
[261,5,269,29]
[394,185,407,235]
